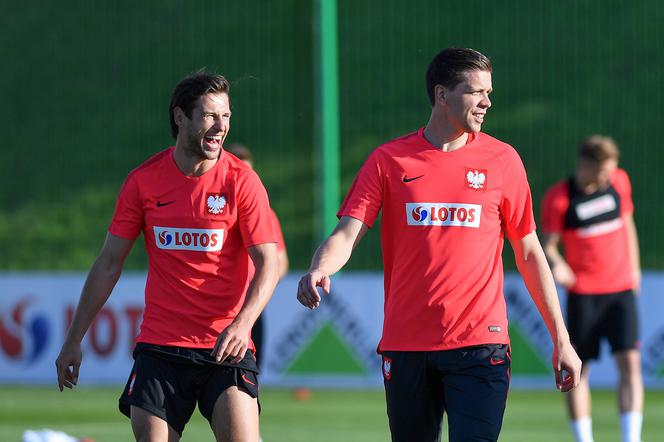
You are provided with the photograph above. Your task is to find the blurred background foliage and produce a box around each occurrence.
[1,0,662,270]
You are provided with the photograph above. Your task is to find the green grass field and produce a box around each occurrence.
[1,387,662,441]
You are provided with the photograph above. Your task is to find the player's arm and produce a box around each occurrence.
[510,231,581,392]
[297,216,368,309]
[212,242,279,364]
[55,233,135,391]
[624,213,641,292]
[277,248,289,281]
[540,231,576,288]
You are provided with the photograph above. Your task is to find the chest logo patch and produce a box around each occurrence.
[466,168,487,191]
[207,193,227,215]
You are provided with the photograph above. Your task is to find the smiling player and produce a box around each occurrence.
[55,72,279,442]
[297,47,581,442]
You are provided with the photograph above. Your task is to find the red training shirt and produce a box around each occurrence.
[540,168,634,294]
[338,128,536,351]
[109,147,276,348]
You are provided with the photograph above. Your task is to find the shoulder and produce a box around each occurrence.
[126,147,173,181]
[612,167,631,187]
[475,132,521,162]
[542,180,570,207]
[121,147,174,192]
[369,130,426,163]
[223,150,264,188]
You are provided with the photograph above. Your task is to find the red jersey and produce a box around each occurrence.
[109,147,276,348]
[540,168,634,294]
[338,129,536,351]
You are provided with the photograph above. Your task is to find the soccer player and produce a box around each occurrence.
[541,135,643,442]
[297,47,582,442]
[55,73,279,442]
[225,142,290,366]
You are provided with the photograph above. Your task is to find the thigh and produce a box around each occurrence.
[440,345,510,442]
[210,386,259,442]
[118,351,197,437]
[382,351,443,442]
[198,352,261,433]
[567,293,602,361]
[130,405,181,442]
[604,290,639,354]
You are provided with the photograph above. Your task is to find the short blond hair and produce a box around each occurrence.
[578,135,620,163]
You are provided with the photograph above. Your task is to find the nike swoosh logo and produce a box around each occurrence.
[402,175,424,183]
[241,373,256,386]
[490,358,505,366]
[156,200,176,207]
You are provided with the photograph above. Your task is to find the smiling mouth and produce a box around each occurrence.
[204,135,222,149]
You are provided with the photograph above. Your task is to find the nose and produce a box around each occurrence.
[480,93,491,109]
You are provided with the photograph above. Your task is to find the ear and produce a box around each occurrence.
[434,85,447,104]
[173,106,186,127]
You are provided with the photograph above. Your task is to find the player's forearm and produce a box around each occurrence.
[514,234,569,344]
[625,215,641,282]
[65,255,123,344]
[541,234,567,270]
[308,233,355,276]
[236,246,279,326]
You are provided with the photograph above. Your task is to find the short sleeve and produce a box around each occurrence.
[108,173,144,240]
[270,209,287,252]
[540,183,569,234]
[337,151,383,228]
[499,149,536,240]
[236,170,277,247]
[612,168,634,216]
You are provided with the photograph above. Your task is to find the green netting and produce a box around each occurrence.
[1,1,662,270]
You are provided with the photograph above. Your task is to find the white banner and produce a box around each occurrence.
[1,272,663,389]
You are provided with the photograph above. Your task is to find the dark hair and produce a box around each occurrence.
[425,48,492,106]
[225,142,253,163]
[578,135,620,163]
[169,72,230,138]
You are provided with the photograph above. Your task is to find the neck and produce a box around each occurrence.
[173,142,219,177]
[575,177,600,195]
[423,113,471,152]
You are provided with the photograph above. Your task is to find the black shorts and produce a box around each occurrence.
[382,344,510,442]
[567,290,639,361]
[118,343,259,436]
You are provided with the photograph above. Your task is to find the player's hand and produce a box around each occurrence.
[297,270,331,309]
[55,340,82,392]
[553,339,582,393]
[552,262,576,288]
[211,321,251,364]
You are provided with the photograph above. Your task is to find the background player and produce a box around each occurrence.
[55,72,279,442]
[541,135,643,442]
[297,47,581,442]
[225,142,290,365]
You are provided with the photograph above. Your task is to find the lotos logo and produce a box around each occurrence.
[158,231,172,246]
[406,203,482,228]
[0,298,50,363]
[153,226,224,252]
[411,206,428,222]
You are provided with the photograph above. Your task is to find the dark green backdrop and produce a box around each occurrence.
[1,1,662,270]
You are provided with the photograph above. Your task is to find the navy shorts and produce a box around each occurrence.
[382,344,510,442]
[118,343,259,436]
[567,290,639,361]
